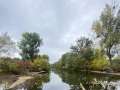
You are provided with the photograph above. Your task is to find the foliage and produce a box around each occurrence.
[85,49,110,71]
[53,37,95,71]
[54,47,111,71]
[92,4,120,65]
[38,54,49,61]
[31,57,50,72]
[71,37,94,61]
[8,62,20,74]
[17,61,32,70]
[54,53,89,71]
[42,54,49,60]
[90,58,110,71]
[0,60,21,74]
[19,32,42,61]
[0,56,50,74]
[111,57,120,72]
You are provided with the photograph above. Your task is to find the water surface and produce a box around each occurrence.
[43,72,70,90]
[0,71,120,90]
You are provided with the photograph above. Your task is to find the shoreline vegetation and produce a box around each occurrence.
[0,32,51,89]
[0,32,50,75]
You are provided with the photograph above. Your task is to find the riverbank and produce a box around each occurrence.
[54,68,120,77]
[80,70,120,76]
[91,71,120,76]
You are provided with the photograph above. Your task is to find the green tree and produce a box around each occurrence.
[38,54,49,61]
[92,4,120,65]
[19,32,42,61]
[54,37,94,70]
[42,54,49,60]
[71,37,94,61]
[32,58,50,72]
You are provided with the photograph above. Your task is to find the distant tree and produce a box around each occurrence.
[38,54,49,61]
[60,53,72,69]
[42,54,49,60]
[19,32,42,61]
[71,37,94,61]
[92,4,120,65]
[0,33,15,57]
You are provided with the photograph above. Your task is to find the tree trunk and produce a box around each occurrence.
[108,55,114,72]
[107,47,112,66]
[108,56,112,66]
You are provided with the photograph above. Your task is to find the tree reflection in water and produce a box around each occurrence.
[0,71,120,90]
[4,73,50,90]
[28,74,50,90]
[27,73,50,90]
[54,70,120,90]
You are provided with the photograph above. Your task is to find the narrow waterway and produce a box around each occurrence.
[1,71,120,90]
[43,72,70,90]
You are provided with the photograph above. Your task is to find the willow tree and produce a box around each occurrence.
[19,32,42,61]
[92,4,120,65]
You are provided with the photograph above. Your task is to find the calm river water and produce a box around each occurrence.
[0,71,120,90]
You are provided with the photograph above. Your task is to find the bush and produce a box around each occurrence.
[31,58,50,72]
[89,58,110,71]
[0,60,21,74]
[17,61,32,70]
[88,49,110,71]
[111,57,120,72]
[8,62,20,74]
[0,56,50,74]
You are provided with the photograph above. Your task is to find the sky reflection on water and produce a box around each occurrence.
[43,72,70,90]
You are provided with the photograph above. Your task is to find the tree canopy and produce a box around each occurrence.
[92,4,120,64]
[19,32,42,61]
[71,37,94,61]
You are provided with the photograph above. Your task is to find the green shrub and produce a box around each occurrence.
[8,62,20,74]
[90,58,110,71]
[112,57,120,72]
[0,60,9,72]
[31,58,50,72]
[0,60,22,74]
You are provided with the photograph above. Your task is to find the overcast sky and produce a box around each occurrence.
[0,0,114,63]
